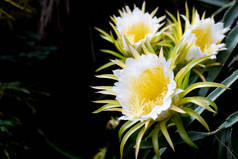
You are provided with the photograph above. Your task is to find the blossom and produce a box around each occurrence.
[114,6,163,50]
[183,12,229,61]
[92,3,231,159]
[112,53,176,121]
[93,51,228,159]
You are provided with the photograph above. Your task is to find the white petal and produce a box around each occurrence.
[186,45,204,61]
[112,53,176,121]
[183,15,228,62]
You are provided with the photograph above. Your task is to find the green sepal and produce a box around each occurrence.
[152,123,161,159]
[120,122,145,158]
[173,114,198,149]
[118,120,138,141]
[96,61,115,72]
[181,81,229,97]
[95,74,117,80]
[175,56,211,88]
[160,120,175,151]
[181,107,210,131]
[178,96,217,113]
[100,49,125,59]
[93,103,121,113]
[135,120,153,159]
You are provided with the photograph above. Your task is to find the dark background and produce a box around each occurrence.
[0,0,237,159]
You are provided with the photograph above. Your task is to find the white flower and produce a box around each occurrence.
[114,6,161,50]
[183,12,229,61]
[112,54,176,121]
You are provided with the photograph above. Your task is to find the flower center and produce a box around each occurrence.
[125,22,152,44]
[129,66,169,117]
[192,25,213,52]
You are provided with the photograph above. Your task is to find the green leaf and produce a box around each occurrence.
[120,122,145,158]
[173,114,198,149]
[187,131,210,141]
[140,149,151,159]
[151,148,167,159]
[198,0,230,7]
[208,70,238,102]
[174,111,238,148]
[216,129,234,159]
[231,126,238,158]
[194,70,238,117]
[226,129,233,159]
[222,25,238,62]
[171,131,210,146]
[152,123,161,159]
[212,1,235,17]
[218,111,238,130]
[222,1,238,27]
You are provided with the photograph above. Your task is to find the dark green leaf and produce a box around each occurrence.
[187,131,210,141]
[213,1,235,17]
[174,131,210,145]
[217,130,227,159]
[218,111,238,130]
[216,129,235,159]
[194,70,238,117]
[222,1,238,27]
[198,0,230,7]
[226,129,233,159]
[187,111,238,142]
[152,148,167,159]
[231,127,238,158]
[140,149,151,159]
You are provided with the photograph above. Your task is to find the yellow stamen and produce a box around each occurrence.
[192,25,213,52]
[129,66,169,117]
[126,22,152,43]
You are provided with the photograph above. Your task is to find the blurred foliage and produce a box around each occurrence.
[0,32,57,65]
[0,0,57,158]
[0,0,37,30]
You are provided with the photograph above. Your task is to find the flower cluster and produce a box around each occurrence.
[93,2,230,159]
